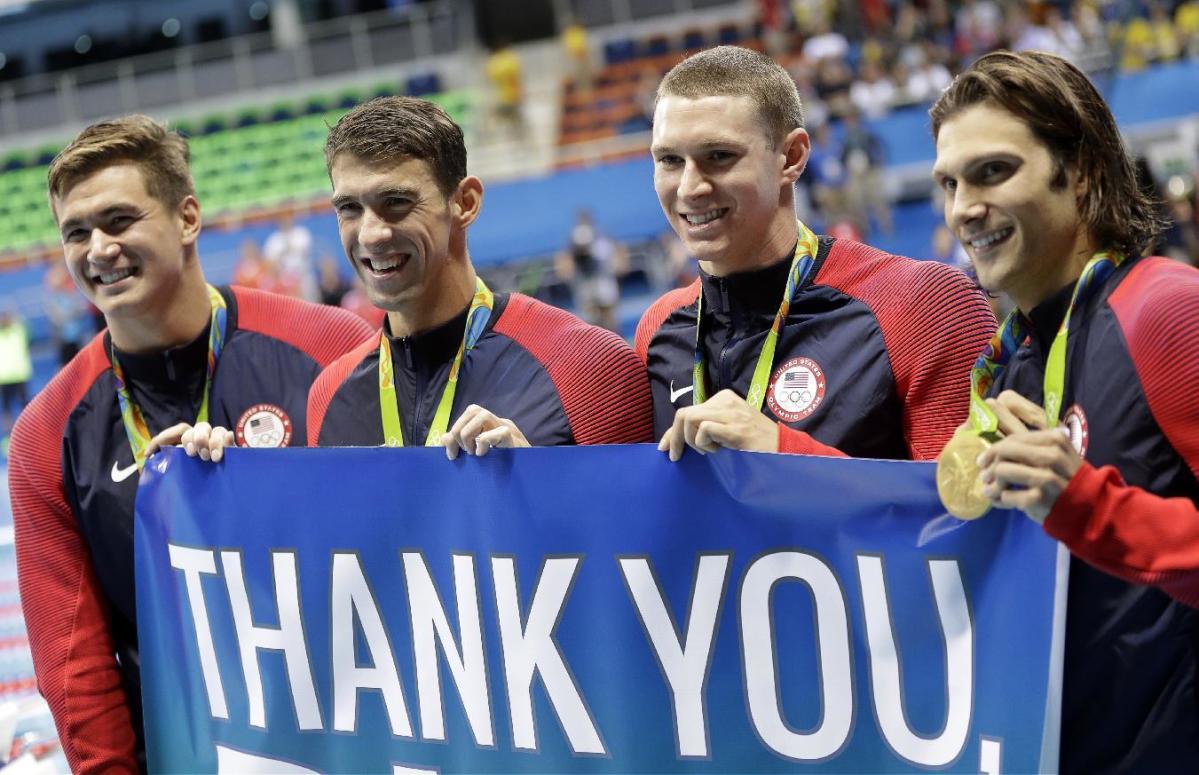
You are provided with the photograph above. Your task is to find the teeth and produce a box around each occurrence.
[969,228,1012,250]
[368,255,405,272]
[97,268,134,285]
[683,209,726,226]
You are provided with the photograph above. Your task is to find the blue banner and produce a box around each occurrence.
[135,445,1064,773]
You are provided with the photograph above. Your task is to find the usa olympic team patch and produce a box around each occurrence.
[235,404,292,448]
[767,357,826,422]
[1062,404,1089,457]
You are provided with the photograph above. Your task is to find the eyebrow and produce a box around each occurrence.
[934,151,1021,181]
[331,186,420,209]
[651,139,746,156]
[58,203,138,233]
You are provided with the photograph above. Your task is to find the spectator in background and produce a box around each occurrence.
[485,40,525,138]
[232,237,274,291]
[930,223,956,265]
[802,16,850,62]
[557,209,623,332]
[849,60,896,120]
[912,42,954,99]
[1150,1,1183,62]
[43,263,90,366]
[1180,0,1199,59]
[1137,157,1199,266]
[955,0,1003,57]
[814,55,854,118]
[318,252,350,307]
[806,121,849,225]
[792,0,834,37]
[1116,4,1180,71]
[1071,2,1112,70]
[654,230,696,291]
[0,304,31,434]
[338,275,387,327]
[786,56,829,128]
[562,17,593,93]
[1013,2,1084,62]
[263,212,318,301]
[757,0,790,57]
[842,110,893,235]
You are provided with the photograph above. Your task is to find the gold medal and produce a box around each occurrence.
[936,429,992,520]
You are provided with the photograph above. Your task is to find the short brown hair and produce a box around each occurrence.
[324,96,467,196]
[656,45,804,145]
[48,115,194,208]
[930,50,1163,258]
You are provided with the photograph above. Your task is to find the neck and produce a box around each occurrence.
[699,210,798,278]
[386,262,477,338]
[1013,234,1100,315]
[107,268,213,354]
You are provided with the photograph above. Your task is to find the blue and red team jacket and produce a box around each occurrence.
[990,256,1199,773]
[634,236,996,459]
[7,286,373,773]
[308,291,653,447]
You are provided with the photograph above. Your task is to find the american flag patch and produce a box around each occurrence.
[784,370,809,389]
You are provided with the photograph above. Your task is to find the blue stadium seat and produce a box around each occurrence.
[603,38,636,65]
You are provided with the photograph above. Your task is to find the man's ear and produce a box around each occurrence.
[451,176,484,229]
[178,195,202,247]
[780,127,810,186]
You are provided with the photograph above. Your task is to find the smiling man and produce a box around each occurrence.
[305,96,652,453]
[6,115,373,772]
[931,50,1199,772]
[635,46,994,461]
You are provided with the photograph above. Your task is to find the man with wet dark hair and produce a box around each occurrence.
[932,49,1199,772]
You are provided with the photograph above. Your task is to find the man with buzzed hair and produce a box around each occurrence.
[636,46,994,461]
[7,115,373,771]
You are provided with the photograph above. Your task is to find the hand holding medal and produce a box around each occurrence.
[938,250,1121,520]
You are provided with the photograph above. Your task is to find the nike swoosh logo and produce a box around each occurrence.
[111,460,138,483]
[669,380,694,403]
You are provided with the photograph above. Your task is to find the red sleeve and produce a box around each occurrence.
[495,294,654,444]
[815,241,996,460]
[1043,258,1199,606]
[7,339,139,773]
[231,286,374,368]
[1046,463,1199,607]
[306,336,380,446]
[633,281,700,365]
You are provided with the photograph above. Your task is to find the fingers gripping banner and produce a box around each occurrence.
[135,446,1065,773]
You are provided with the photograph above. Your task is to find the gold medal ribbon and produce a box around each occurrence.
[692,220,821,409]
[378,276,494,446]
[110,284,227,471]
[939,249,1125,518]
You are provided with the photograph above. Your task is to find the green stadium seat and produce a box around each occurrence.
[0,86,480,253]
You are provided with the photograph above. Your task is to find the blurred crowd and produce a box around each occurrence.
[769,0,1199,126]
[759,0,1199,236]
[231,215,386,329]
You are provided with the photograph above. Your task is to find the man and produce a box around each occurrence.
[558,209,621,331]
[636,46,994,461]
[304,96,652,452]
[931,50,1199,772]
[7,116,373,772]
[0,304,32,434]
